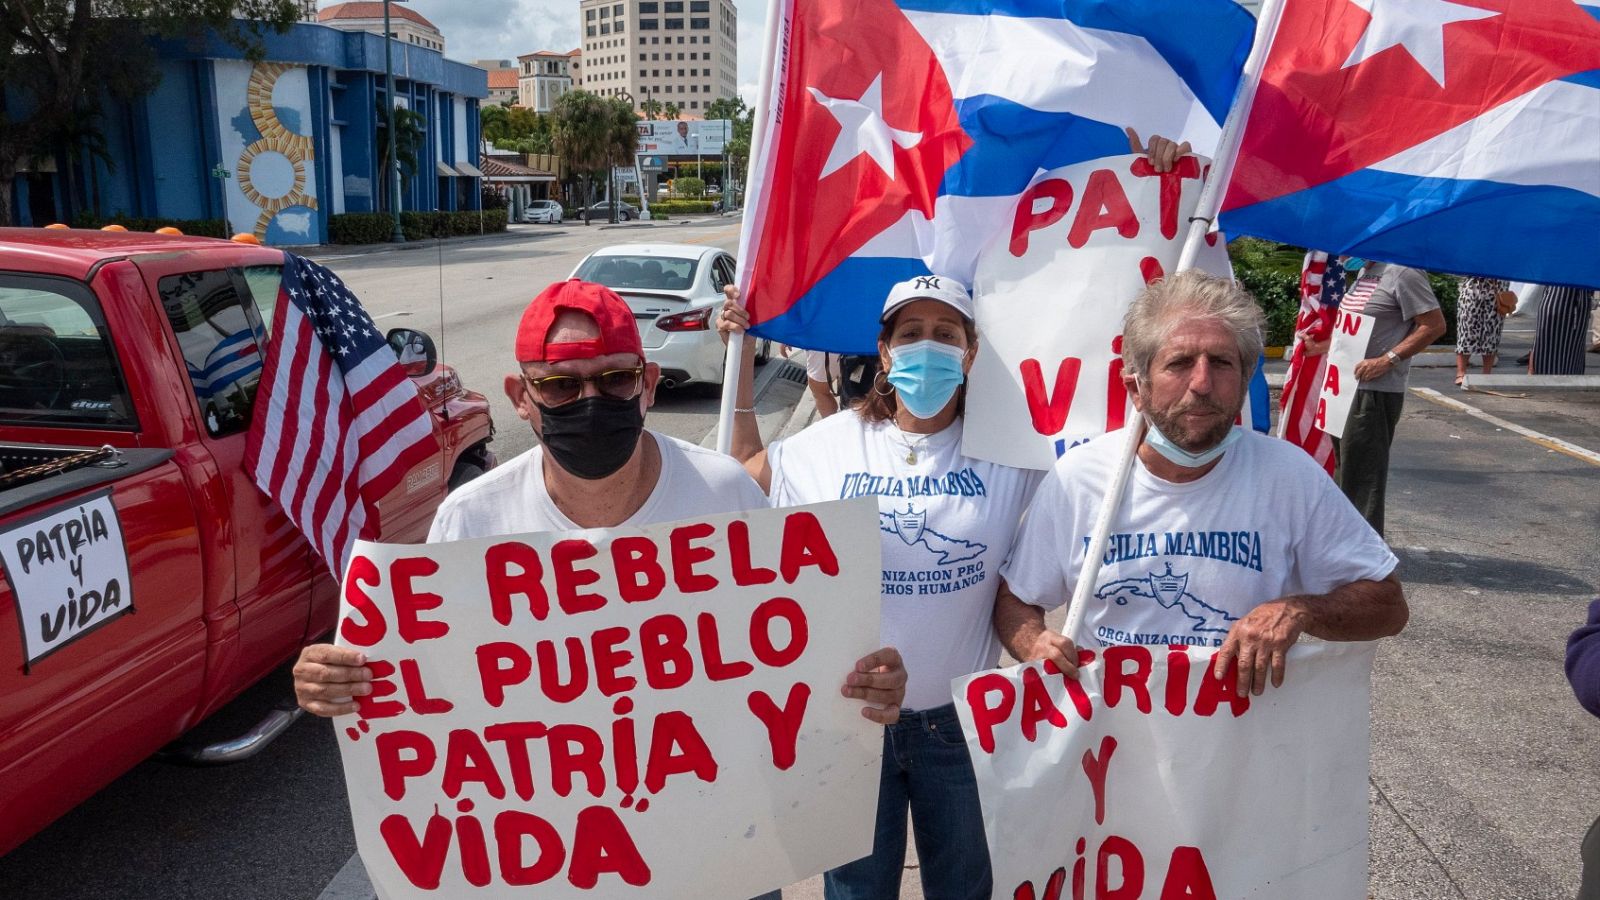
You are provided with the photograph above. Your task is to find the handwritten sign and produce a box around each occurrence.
[954,642,1375,900]
[334,499,884,899]
[0,489,132,667]
[964,154,1233,470]
[1315,311,1376,439]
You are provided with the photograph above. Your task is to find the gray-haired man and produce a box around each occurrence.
[992,270,1409,697]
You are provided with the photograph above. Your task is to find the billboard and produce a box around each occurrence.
[636,120,730,156]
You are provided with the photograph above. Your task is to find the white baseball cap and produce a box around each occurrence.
[880,275,975,323]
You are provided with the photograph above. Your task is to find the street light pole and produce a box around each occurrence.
[383,0,405,243]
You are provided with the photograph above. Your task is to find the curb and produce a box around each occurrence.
[294,228,539,260]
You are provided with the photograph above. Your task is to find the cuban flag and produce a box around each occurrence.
[186,329,261,399]
[1220,0,1600,289]
[737,0,1256,354]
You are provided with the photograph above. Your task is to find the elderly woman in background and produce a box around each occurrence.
[1454,275,1511,385]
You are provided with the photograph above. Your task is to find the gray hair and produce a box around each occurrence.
[1120,270,1265,383]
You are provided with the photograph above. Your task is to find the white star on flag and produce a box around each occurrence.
[1341,0,1499,87]
[807,75,923,179]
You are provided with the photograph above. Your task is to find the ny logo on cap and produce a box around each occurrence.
[913,276,942,291]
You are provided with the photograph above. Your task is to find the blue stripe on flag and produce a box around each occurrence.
[1562,69,1600,89]
[942,97,1131,197]
[1582,3,1600,23]
[1221,169,1600,289]
[892,0,1254,121]
[1248,359,1269,434]
[752,257,933,354]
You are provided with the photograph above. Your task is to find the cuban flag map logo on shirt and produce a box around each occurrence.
[1220,0,1600,289]
[737,0,1255,354]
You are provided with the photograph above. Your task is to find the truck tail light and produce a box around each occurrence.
[656,307,713,332]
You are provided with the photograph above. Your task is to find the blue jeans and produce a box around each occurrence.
[824,703,992,900]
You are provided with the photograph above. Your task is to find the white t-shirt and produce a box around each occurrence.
[769,411,1043,710]
[1001,429,1398,649]
[429,430,770,541]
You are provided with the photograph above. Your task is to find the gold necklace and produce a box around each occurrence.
[896,428,931,465]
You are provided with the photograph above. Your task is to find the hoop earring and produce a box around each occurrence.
[873,370,894,396]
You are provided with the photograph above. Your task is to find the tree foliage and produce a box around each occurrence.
[0,0,301,224]
[480,103,554,154]
[704,96,753,169]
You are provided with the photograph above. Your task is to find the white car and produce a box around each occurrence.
[571,244,768,387]
[523,199,564,224]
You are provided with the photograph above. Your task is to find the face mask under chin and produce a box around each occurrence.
[536,395,646,480]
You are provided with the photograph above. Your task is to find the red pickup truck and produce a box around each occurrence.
[0,229,496,855]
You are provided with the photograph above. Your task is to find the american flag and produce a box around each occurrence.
[244,254,438,576]
[1276,251,1345,474]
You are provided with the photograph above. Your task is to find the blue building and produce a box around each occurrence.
[6,20,487,245]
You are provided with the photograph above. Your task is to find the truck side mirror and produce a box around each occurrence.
[387,328,437,377]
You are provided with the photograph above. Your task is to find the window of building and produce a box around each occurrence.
[676,35,684,43]
[690,100,699,109]
[600,22,610,33]
[586,8,596,19]
[665,0,683,10]
[651,36,659,43]
[703,84,710,94]
[639,0,658,9]
[690,85,697,93]
[691,0,709,10]
[640,17,657,28]
[665,17,683,28]
[599,6,609,15]
[652,69,659,76]
[677,68,684,75]
[586,26,595,36]
[614,3,625,14]
[677,52,685,59]
[691,17,709,28]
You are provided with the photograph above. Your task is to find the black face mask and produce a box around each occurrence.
[536,395,646,480]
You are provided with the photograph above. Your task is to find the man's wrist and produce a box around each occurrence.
[1384,349,1401,364]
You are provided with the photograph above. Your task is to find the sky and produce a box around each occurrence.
[396,0,770,105]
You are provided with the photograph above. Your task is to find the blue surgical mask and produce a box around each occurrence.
[1342,256,1367,273]
[1144,418,1241,468]
[886,339,967,419]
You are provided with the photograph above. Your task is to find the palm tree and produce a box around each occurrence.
[606,97,640,223]
[376,100,425,213]
[553,90,613,225]
[664,101,681,121]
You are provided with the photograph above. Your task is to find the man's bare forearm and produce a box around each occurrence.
[1283,574,1408,642]
[994,582,1050,660]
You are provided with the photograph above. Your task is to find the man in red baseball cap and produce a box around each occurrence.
[293,282,908,837]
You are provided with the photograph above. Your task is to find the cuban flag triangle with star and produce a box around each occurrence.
[736,0,1256,354]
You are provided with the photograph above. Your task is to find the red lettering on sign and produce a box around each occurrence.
[699,611,754,681]
[669,522,720,593]
[590,626,638,695]
[400,658,454,715]
[611,702,641,801]
[340,555,386,646]
[1159,846,1218,900]
[380,809,451,889]
[1140,256,1165,284]
[442,728,508,799]
[966,672,1017,754]
[1011,178,1074,257]
[611,536,666,604]
[456,808,493,887]
[748,682,812,770]
[750,596,809,667]
[1021,357,1082,436]
[728,519,778,586]
[1323,363,1341,397]
[1103,645,1152,713]
[1097,835,1145,899]
[536,637,591,703]
[1013,867,1068,900]
[643,710,718,793]
[546,723,606,797]
[1165,646,1190,716]
[359,659,407,719]
[1129,156,1201,240]
[484,721,547,801]
[1313,396,1328,431]
[1068,168,1138,249]
[780,511,840,582]
[1194,653,1251,718]
[392,556,447,642]
[485,541,549,625]
[477,642,532,708]
[552,540,606,615]
[1046,652,1097,722]
[375,729,436,801]
[639,614,693,689]
[1019,666,1068,742]
[1081,735,1119,826]
[1340,312,1362,336]
[566,805,652,889]
[495,809,566,885]
[1107,336,1127,432]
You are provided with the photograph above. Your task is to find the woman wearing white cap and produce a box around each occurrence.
[719,275,1042,900]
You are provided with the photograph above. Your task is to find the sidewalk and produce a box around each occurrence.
[290,224,550,260]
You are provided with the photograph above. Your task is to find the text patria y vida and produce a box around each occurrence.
[338,511,842,890]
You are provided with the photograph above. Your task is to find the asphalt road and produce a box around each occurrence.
[0,229,1594,899]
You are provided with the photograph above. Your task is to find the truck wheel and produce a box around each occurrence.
[448,460,486,492]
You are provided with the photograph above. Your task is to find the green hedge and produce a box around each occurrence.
[649,200,717,214]
[328,209,507,244]
[1229,238,1459,348]
[69,214,228,237]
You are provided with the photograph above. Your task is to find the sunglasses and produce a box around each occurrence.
[523,366,645,407]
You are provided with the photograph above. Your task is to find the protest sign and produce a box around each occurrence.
[1315,311,1375,439]
[955,641,1375,900]
[334,498,884,899]
[0,489,132,667]
[965,154,1231,470]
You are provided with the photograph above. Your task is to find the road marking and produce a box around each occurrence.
[313,853,374,900]
[677,226,741,245]
[372,311,412,321]
[1410,387,1600,467]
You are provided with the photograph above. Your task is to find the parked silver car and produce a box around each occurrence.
[522,199,564,224]
[571,243,768,387]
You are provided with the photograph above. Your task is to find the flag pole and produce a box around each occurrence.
[1060,0,1286,648]
[716,0,787,455]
